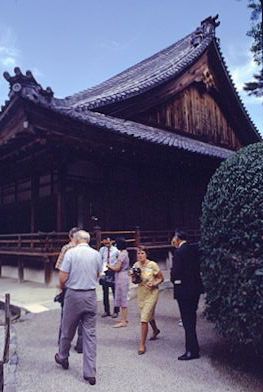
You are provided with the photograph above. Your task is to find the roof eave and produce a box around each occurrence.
[211,40,262,141]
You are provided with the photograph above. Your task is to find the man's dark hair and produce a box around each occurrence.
[115,237,127,250]
[174,229,187,241]
[101,235,112,241]
[68,227,81,239]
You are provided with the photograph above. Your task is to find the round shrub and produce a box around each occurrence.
[201,142,263,352]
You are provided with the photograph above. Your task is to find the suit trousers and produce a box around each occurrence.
[177,294,200,355]
[59,288,97,378]
[102,284,119,314]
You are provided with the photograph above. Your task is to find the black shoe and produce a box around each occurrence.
[84,376,96,385]
[178,352,200,361]
[74,345,83,354]
[101,312,111,317]
[55,353,69,369]
[111,313,118,319]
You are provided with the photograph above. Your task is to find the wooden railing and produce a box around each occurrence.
[0,227,200,253]
[0,293,11,392]
[0,232,69,253]
[0,228,200,284]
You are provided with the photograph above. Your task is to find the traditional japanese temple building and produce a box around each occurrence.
[0,16,261,235]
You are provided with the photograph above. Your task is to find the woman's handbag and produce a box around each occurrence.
[99,269,115,288]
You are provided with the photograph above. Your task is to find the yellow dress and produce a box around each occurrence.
[134,260,160,322]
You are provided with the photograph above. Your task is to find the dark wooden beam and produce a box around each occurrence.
[57,169,66,231]
[30,175,39,232]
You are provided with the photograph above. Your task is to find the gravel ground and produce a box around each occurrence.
[15,289,263,392]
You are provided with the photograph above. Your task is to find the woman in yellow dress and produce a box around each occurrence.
[131,247,164,355]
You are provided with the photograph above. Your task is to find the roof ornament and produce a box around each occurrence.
[191,15,220,47]
[3,67,54,104]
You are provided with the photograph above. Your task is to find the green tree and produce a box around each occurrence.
[201,143,263,354]
[243,0,263,96]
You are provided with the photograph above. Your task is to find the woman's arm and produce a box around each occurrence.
[107,261,122,272]
[146,270,164,288]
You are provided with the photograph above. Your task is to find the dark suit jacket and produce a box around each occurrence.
[170,242,204,299]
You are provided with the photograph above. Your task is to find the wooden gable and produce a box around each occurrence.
[132,85,242,150]
[109,51,243,151]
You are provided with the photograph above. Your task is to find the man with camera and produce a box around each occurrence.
[55,230,102,385]
[170,230,204,361]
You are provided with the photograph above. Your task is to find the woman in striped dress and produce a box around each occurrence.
[107,238,129,328]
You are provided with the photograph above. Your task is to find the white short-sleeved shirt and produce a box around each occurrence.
[60,243,103,290]
[99,245,119,272]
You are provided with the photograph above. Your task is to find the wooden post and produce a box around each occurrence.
[44,257,52,286]
[77,194,85,228]
[94,226,101,250]
[31,175,39,232]
[135,226,141,247]
[17,256,24,283]
[18,235,21,249]
[1,293,11,391]
[0,361,3,392]
[4,293,10,362]
[57,170,66,232]
[50,170,54,195]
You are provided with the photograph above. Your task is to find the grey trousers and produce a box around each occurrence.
[59,288,97,378]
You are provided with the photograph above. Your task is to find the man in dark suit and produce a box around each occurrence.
[170,230,204,360]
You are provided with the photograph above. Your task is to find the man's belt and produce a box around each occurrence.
[69,288,96,292]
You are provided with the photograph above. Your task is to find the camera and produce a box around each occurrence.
[131,267,142,284]
[54,290,65,304]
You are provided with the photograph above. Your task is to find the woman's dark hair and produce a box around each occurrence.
[115,237,127,250]
[137,246,149,257]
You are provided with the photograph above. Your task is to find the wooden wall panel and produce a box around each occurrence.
[134,85,242,150]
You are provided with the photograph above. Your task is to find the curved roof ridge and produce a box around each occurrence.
[54,18,217,110]
[63,33,192,103]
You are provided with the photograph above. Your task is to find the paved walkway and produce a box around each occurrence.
[12,289,263,392]
[0,264,171,313]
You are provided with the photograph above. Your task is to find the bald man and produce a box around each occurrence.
[55,230,102,385]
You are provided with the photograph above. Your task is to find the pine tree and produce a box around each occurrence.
[244,0,263,96]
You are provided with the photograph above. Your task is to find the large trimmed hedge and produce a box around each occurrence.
[201,142,263,352]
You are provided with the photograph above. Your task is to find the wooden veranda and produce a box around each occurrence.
[0,227,200,285]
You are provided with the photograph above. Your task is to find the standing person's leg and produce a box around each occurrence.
[113,276,128,327]
[57,289,81,363]
[57,288,66,345]
[58,302,64,345]
[82,291,97,384]
[177,296,200,359]
[148,296,160,340]
[149,319,160,340]
[185,296,200,355]
[111,285,119,317]
[102,285,110,316]
[74,321,83,353]
[138,322,148,354]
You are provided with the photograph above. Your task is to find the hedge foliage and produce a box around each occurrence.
[201,142,263,352]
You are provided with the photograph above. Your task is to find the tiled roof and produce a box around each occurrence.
[51,104,234,160]
[1,15,260,153]
[0,91,233,160]
[55,16,219,110]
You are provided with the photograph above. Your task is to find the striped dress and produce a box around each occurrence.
[114,250,130,307]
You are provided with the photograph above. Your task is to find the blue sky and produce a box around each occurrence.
[0,0,262,133]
